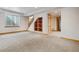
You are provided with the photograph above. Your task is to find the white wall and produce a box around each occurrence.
[55,8,79,40]
[28,12,48,34]
[61,8,79,40]
[0,9,28,33]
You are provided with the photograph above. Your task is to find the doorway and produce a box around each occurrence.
[48,13,61,33]
[34,17,42,31]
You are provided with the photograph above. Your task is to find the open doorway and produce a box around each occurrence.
[48,13,61,33]
[34,17,42,31]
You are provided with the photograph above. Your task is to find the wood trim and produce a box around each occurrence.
[48,13,53,32]
[56,16,61,31]
[0,30,27,35]
[61,37,79,42]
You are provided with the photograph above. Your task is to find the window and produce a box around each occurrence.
[6,15,20,27]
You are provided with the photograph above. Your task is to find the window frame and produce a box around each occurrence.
[5,15,20,27]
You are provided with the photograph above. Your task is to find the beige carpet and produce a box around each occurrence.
[0,32,79,52]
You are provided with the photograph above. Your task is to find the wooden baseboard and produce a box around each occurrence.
[0,30,27,35]
[61,37,79,42]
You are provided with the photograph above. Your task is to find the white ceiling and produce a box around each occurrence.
[21,7,57,16]
[0,7,61,16]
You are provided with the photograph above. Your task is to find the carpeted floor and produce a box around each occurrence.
[0,32,79,52]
